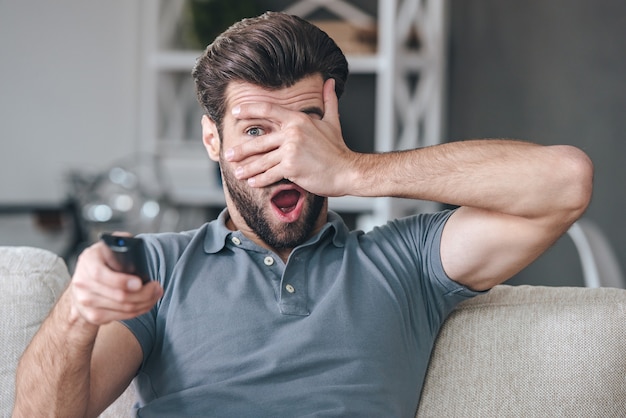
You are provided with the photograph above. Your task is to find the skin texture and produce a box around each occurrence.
[12,74,593,417]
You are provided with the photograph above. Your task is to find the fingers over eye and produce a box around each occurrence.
[226,136,276,163]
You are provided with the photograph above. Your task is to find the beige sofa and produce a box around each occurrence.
[1,246,625,417]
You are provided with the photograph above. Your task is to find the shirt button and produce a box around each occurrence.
[264,256,274,266]
[285,284,295,293]
[231,237,241,245]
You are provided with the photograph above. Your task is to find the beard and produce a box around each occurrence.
[220,159,325,250]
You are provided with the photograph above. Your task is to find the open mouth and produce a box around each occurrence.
[271,189,301,214]
[269,183,306,223]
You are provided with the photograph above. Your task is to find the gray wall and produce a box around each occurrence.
[447,0,626,286]
[0,1,140,204]
[1,1,623,286]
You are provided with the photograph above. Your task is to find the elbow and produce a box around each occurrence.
[555,145,594,222]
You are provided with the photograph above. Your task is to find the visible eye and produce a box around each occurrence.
[246,126,266,137]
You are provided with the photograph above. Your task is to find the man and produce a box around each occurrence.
[14,12,592,417]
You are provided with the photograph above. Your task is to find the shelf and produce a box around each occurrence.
[150,50,426,74]
[142,0,448,227]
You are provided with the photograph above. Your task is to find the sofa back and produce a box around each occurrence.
[2,247,624,417]
[417,285,626,417]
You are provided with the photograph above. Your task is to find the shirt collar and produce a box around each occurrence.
[203,209,349,254]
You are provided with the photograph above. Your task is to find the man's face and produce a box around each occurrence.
[203,75,327,250]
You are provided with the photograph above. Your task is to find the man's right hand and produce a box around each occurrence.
[14,240,158,417]
[70,241,163,326]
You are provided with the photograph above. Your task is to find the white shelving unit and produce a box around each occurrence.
[139,0,447,228]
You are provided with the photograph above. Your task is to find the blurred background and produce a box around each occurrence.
[0,0,624,286]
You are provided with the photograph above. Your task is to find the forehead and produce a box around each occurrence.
[224,74,325,112]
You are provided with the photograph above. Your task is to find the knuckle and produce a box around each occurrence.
[282,160,298,175]
[75,249,92,267]
[110,289,128,304]
[71,284,90,304]
[282,141,299,157]
[76,292,95,308]
[82,308,103,324]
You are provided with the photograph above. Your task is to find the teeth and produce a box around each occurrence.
[279,205,296,214]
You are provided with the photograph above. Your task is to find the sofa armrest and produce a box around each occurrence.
[0,246,71,415]
[417,285,626,417]
[0,246,137,417]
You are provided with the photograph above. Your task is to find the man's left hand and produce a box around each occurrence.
[225,78,360,197]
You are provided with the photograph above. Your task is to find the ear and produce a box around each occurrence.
[201,115,221,162]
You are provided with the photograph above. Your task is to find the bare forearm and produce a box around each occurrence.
[350,139,593,221]
[14,290,99,418]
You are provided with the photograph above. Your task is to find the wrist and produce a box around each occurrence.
[347,153,381,197]
[56,290,100,344]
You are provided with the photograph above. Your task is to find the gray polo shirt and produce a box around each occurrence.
[123,209,481,417]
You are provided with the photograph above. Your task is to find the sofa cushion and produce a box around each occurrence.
[417,285,626,417]
[0,246,70,415]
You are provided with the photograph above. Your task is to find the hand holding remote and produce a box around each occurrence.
[100,233,152,284]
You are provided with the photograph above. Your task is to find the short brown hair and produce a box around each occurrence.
[192,11,349,133]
